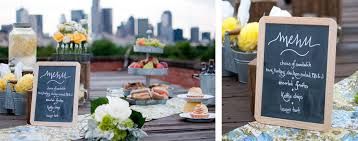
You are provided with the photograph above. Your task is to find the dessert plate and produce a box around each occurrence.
[177,94,214,102]
[179,113,215,122]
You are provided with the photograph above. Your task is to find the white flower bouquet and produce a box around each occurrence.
[85,96,147,141]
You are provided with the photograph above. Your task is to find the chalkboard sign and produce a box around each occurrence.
[30,62,80,127]
[255,17,337,131]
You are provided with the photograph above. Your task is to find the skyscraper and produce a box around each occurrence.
[202,32,211,41]
[136,18,149,37]
[91,0,101,38]
[116,22,126,38]
[159,11,173,43]
[190,27,199,43]
[173,28,184,42]
[126,16,135,36]
[101,8,113,34]
[30,15,43,37]
[157,22,162,37]
[16,8,30,23]
[71,10,86,22]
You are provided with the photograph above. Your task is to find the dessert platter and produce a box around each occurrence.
[134,38,165,53]
[177,87,214,102]
[179,104,215,122]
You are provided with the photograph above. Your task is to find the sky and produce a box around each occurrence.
[0,0,215,39]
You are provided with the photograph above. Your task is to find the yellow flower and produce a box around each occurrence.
[79,33,87,42]
[73,33,82,44]
[222,17,240,41]
[3,73,16,82]
[2,73,16,91]
[15,74,34,94]
[53,32,64,42]
[0,79,6,92]
[238,22,259,52]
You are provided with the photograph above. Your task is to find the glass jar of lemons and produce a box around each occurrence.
[8,23,37,70]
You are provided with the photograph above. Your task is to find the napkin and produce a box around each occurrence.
[221,1,234,21]
[0,63,11,77]
[14,62,24,80]
[237,0,251,27]
[269,6,292,17]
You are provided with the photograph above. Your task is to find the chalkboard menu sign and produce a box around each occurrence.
[255,17,337,131]
[30,62,80,127]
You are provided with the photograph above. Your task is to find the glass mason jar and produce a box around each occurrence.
[8,23,37,70]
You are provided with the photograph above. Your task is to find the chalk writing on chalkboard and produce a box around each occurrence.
[261,23,328,123]
[31,62,80,127]
[255,17,336,131]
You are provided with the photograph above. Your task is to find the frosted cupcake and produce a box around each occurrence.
[190,104,209,119]
[187,87,204,98]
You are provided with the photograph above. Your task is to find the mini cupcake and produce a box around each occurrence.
[190,104,209,119]
[187,87,204,98]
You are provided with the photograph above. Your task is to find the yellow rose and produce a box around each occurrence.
[238,22,259,52]
[53,32,64,42]
[79,33,87,42]
[73,33,82,44]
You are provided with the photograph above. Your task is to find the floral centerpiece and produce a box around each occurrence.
[85,96,147,141]
[53,20,88,53]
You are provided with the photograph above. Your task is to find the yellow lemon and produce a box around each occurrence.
[238,22,259,52]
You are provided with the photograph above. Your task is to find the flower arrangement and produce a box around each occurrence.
[0,73,33,94]
[53,20,88,54]
[86,96,147,141]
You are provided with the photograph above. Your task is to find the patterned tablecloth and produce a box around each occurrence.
[0,97,186,140]
[223,71,358,141]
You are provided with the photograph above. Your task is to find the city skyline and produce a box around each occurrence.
[0,0,215,39]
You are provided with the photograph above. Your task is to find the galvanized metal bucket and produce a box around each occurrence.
[193,73,215,106]
[3,82,27,115]
[234,50,257,83]
[0,94,6,113]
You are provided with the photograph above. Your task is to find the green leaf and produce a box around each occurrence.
[130,110,145,128]
[90,97,109,114]
[354,93,358,104]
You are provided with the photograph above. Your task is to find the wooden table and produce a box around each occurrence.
[0,71,215,141]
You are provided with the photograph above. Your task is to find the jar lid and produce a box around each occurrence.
[13,23,31,28]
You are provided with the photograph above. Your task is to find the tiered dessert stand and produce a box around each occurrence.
[126,31,168,105]
[128,44,167,86]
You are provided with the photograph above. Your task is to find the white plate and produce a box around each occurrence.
[177,94,214,102]
[179,113,215,122]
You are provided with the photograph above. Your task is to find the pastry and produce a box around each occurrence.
[152,87,169,100]
[124,82,145,91]
[187,87,204,98]
[130,88,151,100]
[190,104,209,119]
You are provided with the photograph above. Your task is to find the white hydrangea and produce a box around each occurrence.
[106,96,132,121]
[93,97,132,122]
[94,104,109,122]
[63,36,71,43]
